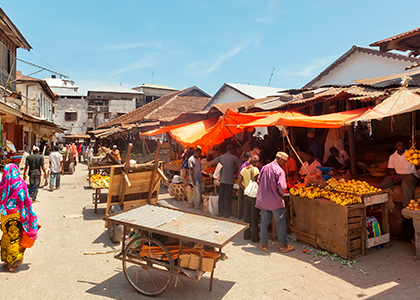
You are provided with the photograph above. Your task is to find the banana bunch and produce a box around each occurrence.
[290,185,362,206]
[324,192,362,206]
[326,178,380,195]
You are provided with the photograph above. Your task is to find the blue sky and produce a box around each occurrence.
[3,1,420,95]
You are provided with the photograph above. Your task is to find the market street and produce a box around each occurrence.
[0,164,419,300]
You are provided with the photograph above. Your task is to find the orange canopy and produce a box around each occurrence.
[240,107,371,129]
[192,110,275,153]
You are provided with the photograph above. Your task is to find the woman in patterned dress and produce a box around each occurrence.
[0,164,38,272]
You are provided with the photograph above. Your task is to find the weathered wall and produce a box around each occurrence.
[53,96,87,135]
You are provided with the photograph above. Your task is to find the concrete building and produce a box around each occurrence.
[86,86,143,130]
[132,83,178,108]
[303,45,420,88]
[203,83,283,110]
[45,76,87,136]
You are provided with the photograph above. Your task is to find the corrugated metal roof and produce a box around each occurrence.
[106,204,248,248]
[354,70,420,88]
[88,86,144,94]
[211,96,277,114]
[370,27,420,50]
[226,83,284,99]
[51,87,85,97]
[133,83,178,91]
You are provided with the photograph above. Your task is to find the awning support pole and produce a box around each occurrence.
[346,100,358,176]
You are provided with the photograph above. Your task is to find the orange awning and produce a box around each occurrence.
[240,107,371,129]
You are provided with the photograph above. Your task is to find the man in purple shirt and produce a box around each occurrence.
[256,151,295,253]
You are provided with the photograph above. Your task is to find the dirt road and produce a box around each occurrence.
[1,164,419,299]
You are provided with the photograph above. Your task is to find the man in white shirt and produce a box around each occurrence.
[49,145,64,191]
[188,148,204,209]
[299,151,322,178]
[380,140,418,207]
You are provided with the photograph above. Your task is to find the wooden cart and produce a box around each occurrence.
[96,143,168,242]
[104,204,248,297]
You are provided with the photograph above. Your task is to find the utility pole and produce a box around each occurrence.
[268,68,275,87]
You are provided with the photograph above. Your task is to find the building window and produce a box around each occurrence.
[88,112,93,119]
[104,113,111,119]
[65,112,77,121]
[117,112,126,117]
[96,95,102,98]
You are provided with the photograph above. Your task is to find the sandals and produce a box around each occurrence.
[280,244,295,253]
[260,245,268,253]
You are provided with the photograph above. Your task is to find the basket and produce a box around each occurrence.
[368,168,387,177]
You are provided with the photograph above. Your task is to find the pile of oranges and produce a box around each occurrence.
[404,148,420,165]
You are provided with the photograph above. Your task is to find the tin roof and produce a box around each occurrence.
[133,83,179,91]
[210,96,278,114]
[105,204,248,248]
[98,86,211,128]
[370,27,420,53]
[354,69,420,88]
[51,87,85,97]
[88,86,144,94]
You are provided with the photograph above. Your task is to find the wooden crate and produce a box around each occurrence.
[290,196,365,259]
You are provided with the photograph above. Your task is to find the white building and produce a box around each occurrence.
[86,86,143,130]
[203,83,283,110]
[132,83,179,107]
[45,76,87,136]
[303,45,420,88]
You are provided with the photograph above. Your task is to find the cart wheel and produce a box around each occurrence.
[108,204,123,243]
[123,236,174,296]
[68,162,75,174]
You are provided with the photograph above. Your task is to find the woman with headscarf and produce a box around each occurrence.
[0,164,38,272]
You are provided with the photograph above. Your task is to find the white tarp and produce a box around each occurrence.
[351,88,420,122]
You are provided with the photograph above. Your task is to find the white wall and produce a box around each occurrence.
[312,52,415,87]
[53,96,87,134]
[108,98,136,119]
[16,82,53,120]
[211,86,250,106]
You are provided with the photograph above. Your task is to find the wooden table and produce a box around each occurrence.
[401,208,420,258]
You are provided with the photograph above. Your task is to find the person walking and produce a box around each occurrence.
[76,143,83,163]
[239,155,261,242]
[213,145,242,218]
[86,144,94,165]
[188,148,204,209]
[23,147,47,203]
[1,164,39,272]
[48,145,63,191]
[256,151,295,253]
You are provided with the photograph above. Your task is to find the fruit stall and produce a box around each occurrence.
[402,207,420,257]
[289,178,390,259]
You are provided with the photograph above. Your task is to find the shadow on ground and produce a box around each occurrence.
[82,269,235,300]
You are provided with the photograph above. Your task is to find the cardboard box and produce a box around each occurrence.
[179,254,191,268]
[201,257,215,272]
[189,254,201,270]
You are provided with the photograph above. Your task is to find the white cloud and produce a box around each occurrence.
[286,56,337,77]
[252,0,282,24]
[106,43,147,51]
[198,39,256,77]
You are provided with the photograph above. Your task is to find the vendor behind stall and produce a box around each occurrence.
[188,148,203,209]
[324,147,350,172]
[307,130,323,162]
[213,145,242,218]
[110,145,121,163]
[283,152,298,184]
[380,140,418,207]
[299,151,322,178]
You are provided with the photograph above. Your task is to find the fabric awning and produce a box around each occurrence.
[239,107,371,129]
[349,88,420,122]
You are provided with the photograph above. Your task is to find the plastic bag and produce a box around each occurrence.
[209,195,219,216]
[213,163,223,180]
[244,180,258,198]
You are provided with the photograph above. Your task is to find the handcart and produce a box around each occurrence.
[60,150,76,174]
[104,204,248,297]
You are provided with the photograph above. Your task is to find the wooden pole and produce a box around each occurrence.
[346,100,357,176]
[147,141,162,203]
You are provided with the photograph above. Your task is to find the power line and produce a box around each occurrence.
[17,58,69,78]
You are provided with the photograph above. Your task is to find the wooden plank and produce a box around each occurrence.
[349,237,362,250]
[147,142,161,203]
[380,201,390,248]
[123,199,148,207]
[105,166,116,228]
[151,163,163,204]
[364,193,388,206]
[316,198,349,259]
[366,233,390,249]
